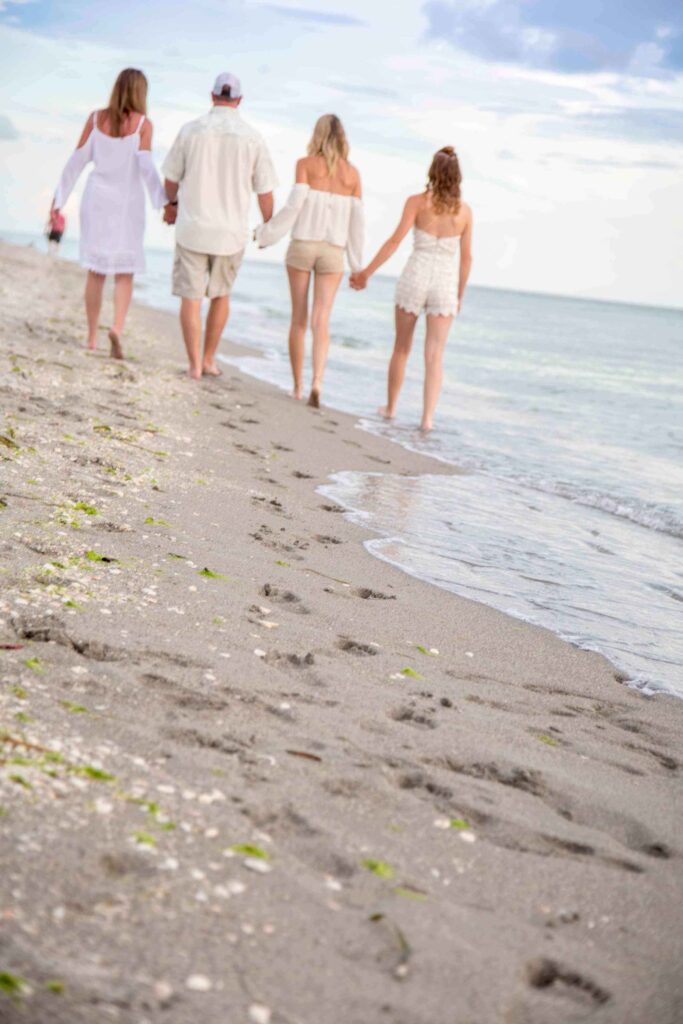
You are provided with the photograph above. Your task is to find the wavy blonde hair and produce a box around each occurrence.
[427,146,462,215]
[107,68,148,137]
[307,114,349,176]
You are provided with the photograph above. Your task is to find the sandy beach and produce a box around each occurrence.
[1,240,682,1024]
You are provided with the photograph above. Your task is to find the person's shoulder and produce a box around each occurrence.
[406,192,425,207]
[460,201,473,218]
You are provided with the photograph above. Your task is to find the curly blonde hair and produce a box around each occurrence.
[427,146,462,215]
[307,114,349,177]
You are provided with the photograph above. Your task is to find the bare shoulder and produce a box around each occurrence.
[139,117,153,150]
[76,112,96,148]
[295,156,311,183]
[460,201,473,223]
[406,192,426,209]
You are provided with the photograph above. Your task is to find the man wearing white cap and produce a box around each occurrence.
[162,73,276,378]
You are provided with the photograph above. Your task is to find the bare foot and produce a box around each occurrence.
[202,364,223,377]
[307,388,320,409]
[378,405,395,420]
[86,342,98,353]
[292,388,303,401]
[108,329,124,360]
[187,367,202,381]
[420,420,433,433]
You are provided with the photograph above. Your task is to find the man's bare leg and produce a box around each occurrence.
[180,298,203,380]
[202,295,229,376]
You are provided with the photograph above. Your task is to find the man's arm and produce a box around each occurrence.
[163,179,179,224]
[257,192,273,223]
[165,179,179,203]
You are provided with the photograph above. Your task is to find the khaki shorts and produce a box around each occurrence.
[172,244,244,299]
[286,239,344,274]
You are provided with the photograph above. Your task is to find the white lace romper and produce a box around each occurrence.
[395,227,461,317]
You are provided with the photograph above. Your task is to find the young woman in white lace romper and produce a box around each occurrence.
[351,148,472,432]
[52,68,167,359]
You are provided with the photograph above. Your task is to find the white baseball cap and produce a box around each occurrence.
[212,72,242,99]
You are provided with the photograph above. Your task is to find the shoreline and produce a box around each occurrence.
[1,241,682,1023]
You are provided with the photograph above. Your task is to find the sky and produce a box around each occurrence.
[0,0,682,307]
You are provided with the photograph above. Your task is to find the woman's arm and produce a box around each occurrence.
[136,120,168,209]
[350,194,419,289]
[346,170,364,273]
[457,206,473,308]
[254,159,309,248]
[52,114,95,210]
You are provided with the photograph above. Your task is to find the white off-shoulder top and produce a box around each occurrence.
[254,183,364,271]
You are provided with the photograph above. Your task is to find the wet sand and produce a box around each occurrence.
[1,241,682,1024]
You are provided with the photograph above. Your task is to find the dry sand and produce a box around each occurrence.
[1,241,682,1024]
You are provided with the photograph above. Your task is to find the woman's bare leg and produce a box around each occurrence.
[286,266,311,399]
[379,306,418,419]
[84,271,105,350]
[108,273,134,359]
[309,271,343,406]
[112,274,133,335]
[421,313,453,431]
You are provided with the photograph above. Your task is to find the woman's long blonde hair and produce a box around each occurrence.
[307,114,349,176]
[427,146,462,215]
[106,68,148,137]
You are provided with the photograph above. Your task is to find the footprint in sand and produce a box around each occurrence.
[353,587,396,600]
[261,583,309,613]
[336,637,380,656]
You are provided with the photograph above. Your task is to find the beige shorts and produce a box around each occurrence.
[172,244,244,300]
[286,239,344,274]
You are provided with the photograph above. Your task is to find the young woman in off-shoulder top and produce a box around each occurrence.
[255,114,364,407]
[351,147,473,432]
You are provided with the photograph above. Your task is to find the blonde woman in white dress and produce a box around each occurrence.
[52,68,168,359]
[351,147,473,432]
[255,114,363,407]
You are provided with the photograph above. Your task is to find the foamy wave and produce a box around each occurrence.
[520,480,683,540]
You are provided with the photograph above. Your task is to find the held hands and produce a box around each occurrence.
[163,203,177,225]
[349,270,369,291]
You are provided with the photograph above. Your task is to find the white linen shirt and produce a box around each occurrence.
[162,107,276,256]
[254,184,364,271]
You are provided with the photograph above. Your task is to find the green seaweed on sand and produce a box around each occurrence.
[362,858,394,879]
[61,701,88,714]
[72,766,115,782]
[93,424,112,433]
[199,567,228,579]
[537,734,559,747]
[394,885,428,901]
[415,644,437,656]
[12,686,27,699]
[63,599,82,610]
[167,552,188,560]
[133,831,157,847]
[230,843,270,860]
[0,498,7,510]
[0,435,20,450]
[275,560,290,567]
[9,774,32,788]
[24,657,44,673]
[14,712,32,724]
[449,818,469,830]
[45,980,65,994]
[144,517,170,527]
[0,972,28,997]
[401,667,423,680]
[84,549,117,563]
[73,502,98,515]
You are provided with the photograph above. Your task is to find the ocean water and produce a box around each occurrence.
[7,231,683,697]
